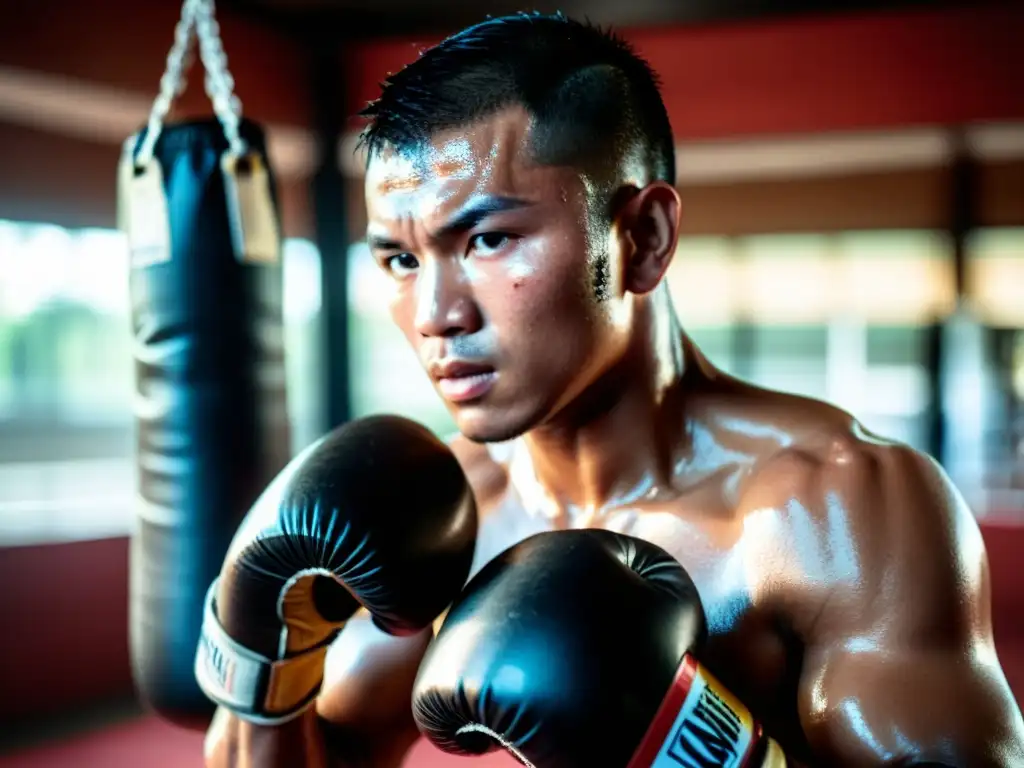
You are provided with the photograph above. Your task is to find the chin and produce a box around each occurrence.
[451,401,536,444]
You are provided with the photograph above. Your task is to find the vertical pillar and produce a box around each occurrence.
[927,132,975,465]
[934,130,989,511]
[309,40,351,432]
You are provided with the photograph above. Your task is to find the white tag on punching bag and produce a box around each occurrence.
[118,153,172,268]
[221,151,281,265]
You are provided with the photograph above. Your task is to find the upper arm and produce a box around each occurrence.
[796,442,1024,767]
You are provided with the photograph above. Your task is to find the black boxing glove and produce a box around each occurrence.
[413,529,784,767]
[194,415,477,725]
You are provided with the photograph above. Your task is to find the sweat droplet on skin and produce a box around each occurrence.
[506,258,536,284]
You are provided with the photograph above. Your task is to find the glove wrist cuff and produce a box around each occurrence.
[194,579,336,725]
[627,654,770,768]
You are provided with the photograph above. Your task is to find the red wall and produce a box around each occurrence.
[5,3,1021,146]
[344,4,1024,140]
[5,4,1022,144]
[984,524,1024,653]
[1,0,312,129]
[0,538,132,722]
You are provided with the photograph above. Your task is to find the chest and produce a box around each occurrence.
[602,508,805,714]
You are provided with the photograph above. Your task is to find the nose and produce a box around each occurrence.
[413,259,483,338]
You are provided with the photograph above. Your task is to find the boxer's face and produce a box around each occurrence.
[364,107,636,442]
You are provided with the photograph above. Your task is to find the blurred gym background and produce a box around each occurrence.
[0,0,1021,765]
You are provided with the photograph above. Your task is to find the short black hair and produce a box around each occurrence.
[358,13,676,188]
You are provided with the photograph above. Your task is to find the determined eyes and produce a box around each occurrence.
[388,253,419,277]
[470,232,511,254]
[383,232,515,278]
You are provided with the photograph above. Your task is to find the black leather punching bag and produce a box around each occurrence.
[118,117,291,729]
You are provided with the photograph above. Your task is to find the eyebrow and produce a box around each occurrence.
[366,234,403,252]
[366,195,533,253]
[436,196,533,240]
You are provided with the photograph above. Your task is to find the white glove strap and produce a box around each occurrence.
[194,579,337,725]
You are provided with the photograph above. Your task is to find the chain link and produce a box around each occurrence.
[135,0,246,167]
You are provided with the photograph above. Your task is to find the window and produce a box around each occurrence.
[3,220,1018,543]
[0,219,326,544]
[0,223,133,428]
[665,231,953,451]
[966,228,1024,515]
[968,228,1024,330]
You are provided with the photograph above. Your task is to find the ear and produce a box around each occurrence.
[613,181,682,296]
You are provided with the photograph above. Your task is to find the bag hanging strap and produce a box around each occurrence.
[135,0,247,167]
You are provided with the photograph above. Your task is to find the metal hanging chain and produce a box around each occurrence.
[136,0,247,167]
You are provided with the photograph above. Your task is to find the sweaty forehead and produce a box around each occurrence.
[364,107,576,229]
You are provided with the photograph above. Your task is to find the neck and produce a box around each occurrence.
[516,288,701,522]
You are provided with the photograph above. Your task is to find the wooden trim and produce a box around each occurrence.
[980,161,1024,228]
[0,122,314,238]
[678,168,952,236]
[1,119,1019,238]
[678,160,1024,236]
[2,64,1022,187]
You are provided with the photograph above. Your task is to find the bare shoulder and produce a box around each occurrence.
[444,433,512,515]
[736,395,988,637]
[729,398,1024,763]
[733,385,968,529]
[748,409,977,543]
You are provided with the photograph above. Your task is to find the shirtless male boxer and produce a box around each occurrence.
[204,12,1024,768]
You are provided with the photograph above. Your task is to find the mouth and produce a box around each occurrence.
[432,361,498,403]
